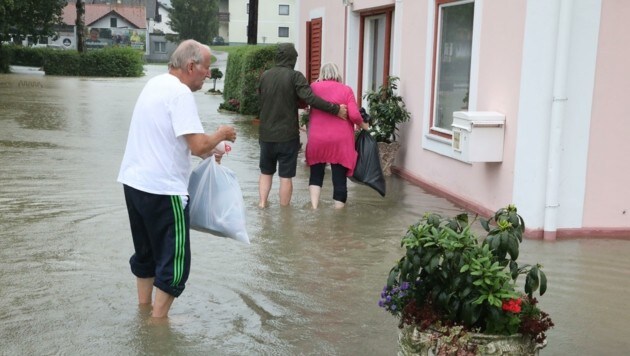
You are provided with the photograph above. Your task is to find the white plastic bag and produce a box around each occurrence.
[188,157,250,244]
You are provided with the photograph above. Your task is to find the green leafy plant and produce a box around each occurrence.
[363,76,411,143]
[379,205,553,346]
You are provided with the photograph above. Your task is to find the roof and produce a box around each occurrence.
[62,4,147,29]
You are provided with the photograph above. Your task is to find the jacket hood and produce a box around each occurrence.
[276,43,297,69]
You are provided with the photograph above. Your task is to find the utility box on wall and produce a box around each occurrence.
[451,111,505,163]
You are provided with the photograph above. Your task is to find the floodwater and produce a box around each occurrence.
[1,62,629,356]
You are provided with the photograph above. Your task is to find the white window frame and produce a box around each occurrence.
[154,41,166,53]
[423,0,481,158]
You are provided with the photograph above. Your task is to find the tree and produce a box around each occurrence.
[168,0,219,44]
[0,0,66,45]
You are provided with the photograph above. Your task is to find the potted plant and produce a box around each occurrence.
[379,205,554,355]
[363,76,411,175]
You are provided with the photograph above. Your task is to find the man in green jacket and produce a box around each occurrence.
[258,43,347,208]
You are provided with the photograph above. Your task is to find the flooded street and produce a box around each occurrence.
[1,63,629,355]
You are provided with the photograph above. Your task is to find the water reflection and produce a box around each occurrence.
[0,65,629,355]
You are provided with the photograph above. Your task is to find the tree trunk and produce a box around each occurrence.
[76,0,85,53]
[247,0,258,45]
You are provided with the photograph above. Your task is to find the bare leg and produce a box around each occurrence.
[137,277,154,305]
[279,177,293,206]
[152,288,175,318]
[309,185,321,209]
[258,173,273,208]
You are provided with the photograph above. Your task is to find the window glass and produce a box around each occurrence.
[154,41,166,53]
[363,15,386,94]
[279,5,290,15]
[433,0,474,132]
[110,18,117,27]
[278,27,289,38]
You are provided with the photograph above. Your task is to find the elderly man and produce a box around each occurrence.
[118,39,236,318]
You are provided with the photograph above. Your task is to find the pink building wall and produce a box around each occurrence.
[296,1,347,80]
[583,1,630,229]
[296,0,630,238]
[397,0,525,216]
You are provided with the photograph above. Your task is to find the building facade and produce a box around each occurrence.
[297,0,630,240]
[229,0,297,45]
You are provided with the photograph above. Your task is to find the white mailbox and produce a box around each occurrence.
[451,111,505,163]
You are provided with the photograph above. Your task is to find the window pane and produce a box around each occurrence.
[434,1,474,131]
[279,27,289,37]
[154,42,166,53]
[279,5,290,15]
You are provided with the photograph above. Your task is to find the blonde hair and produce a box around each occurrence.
[318,63,343,82]
[168,39,209,70]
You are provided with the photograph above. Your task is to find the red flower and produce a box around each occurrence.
[502,298,522,313]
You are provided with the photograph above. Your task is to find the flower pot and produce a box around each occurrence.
[377,141,400,176]
[398,325,546,356]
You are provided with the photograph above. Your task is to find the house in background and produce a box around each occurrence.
[146,1,178,62]
[297,0,630,240]
[52,0,181,61]
[151,1,176,35]
[229,0,296,44]
[217,0,230,41]
[56,1,150,52]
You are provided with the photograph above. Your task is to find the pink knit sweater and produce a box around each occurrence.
[305,80,363,176]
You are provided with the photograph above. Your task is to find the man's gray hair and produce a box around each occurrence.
[168,39,208,70]
[318,63,343,83]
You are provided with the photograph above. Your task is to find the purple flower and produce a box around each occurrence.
[401,282,410,290]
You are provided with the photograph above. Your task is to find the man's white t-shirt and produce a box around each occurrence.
[117,73,204,196]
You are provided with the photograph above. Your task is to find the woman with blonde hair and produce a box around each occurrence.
[306,63,369,209]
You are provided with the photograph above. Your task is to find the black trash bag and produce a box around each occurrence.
[350,130,386,197]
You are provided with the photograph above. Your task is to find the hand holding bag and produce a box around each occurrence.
[188,157,250,244]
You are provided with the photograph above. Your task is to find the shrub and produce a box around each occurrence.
[222,45,276,115]
[2,45,144,77]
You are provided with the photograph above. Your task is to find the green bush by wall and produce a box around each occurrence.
[221,45,277,116]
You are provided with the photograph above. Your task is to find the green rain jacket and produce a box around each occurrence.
[258,43,340,142]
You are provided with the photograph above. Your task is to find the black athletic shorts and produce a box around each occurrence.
[259,138,300,178]
[123,184,190,298]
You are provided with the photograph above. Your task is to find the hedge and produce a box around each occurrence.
[221,45,276,115]
[0,45,144,77]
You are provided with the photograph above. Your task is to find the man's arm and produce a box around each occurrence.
[295,73,347,119]
[185,125,236,159]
